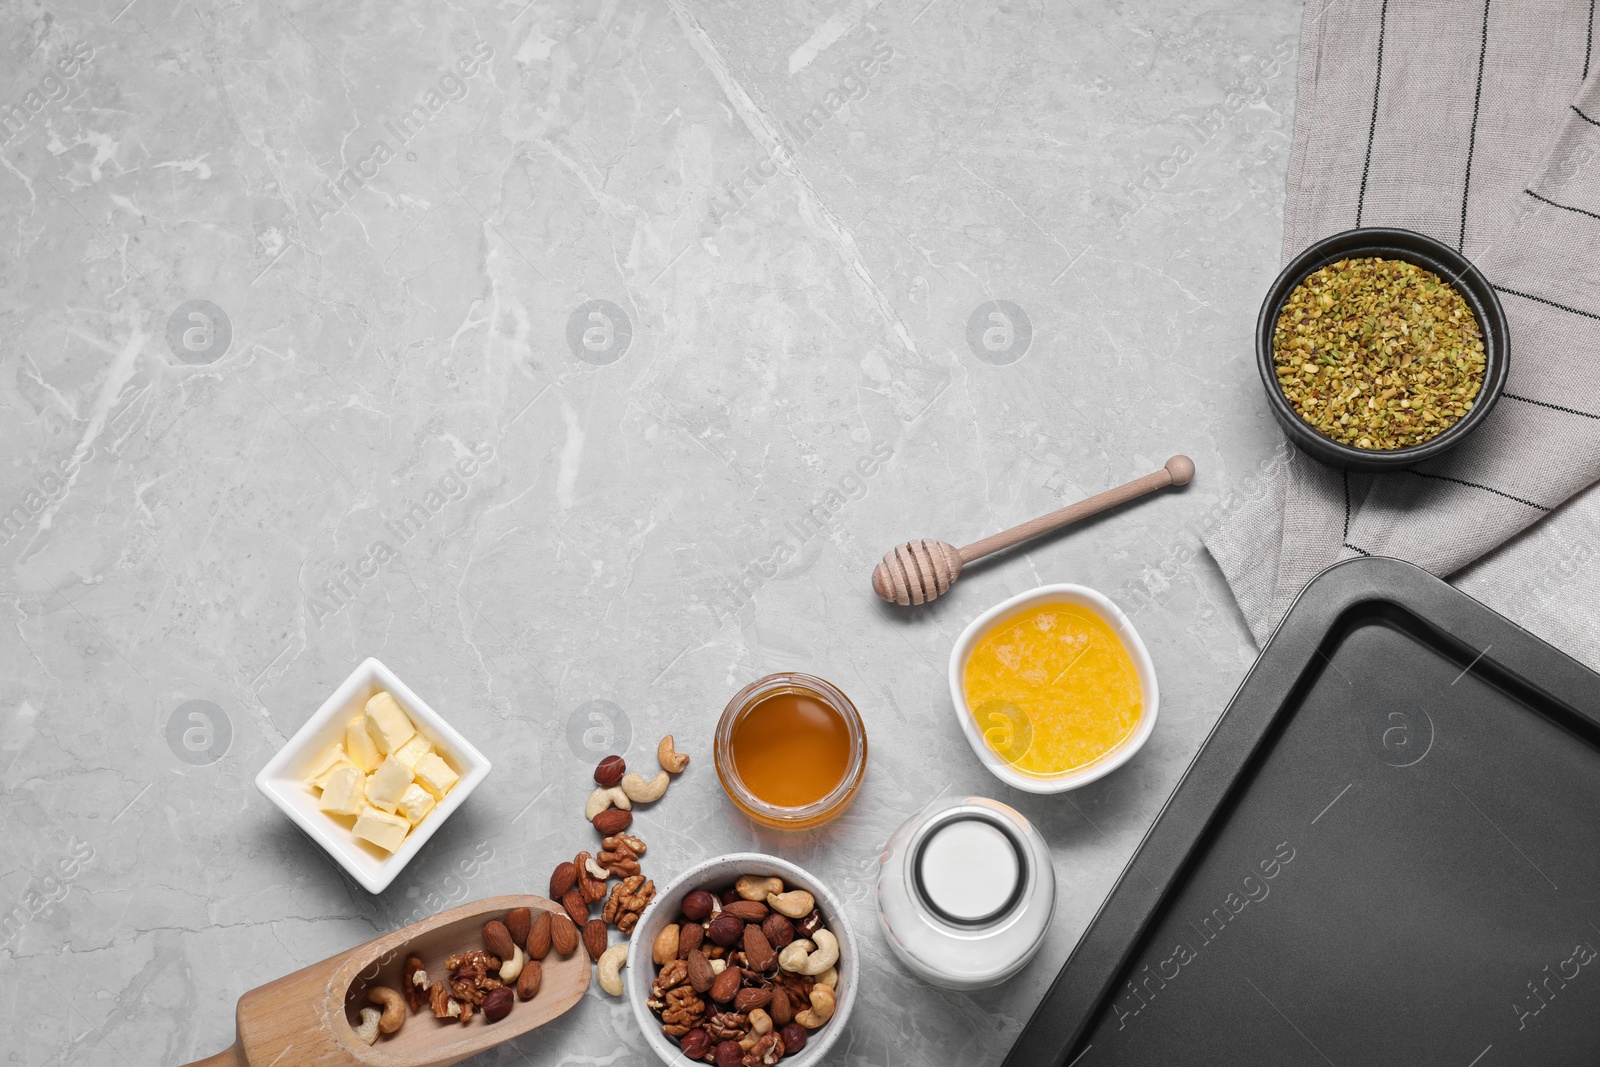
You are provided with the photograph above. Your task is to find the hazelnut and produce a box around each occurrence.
[707,914,745,948]
[721,888,742,906]
[682,890,716,922]
[679,1029,711,1059]
[761,913,795,950]
[594,754,626,787]
[714,1039,744,1067]
[796,909,823,938]
[780,1023,807,1053]
[481,986,514,1023]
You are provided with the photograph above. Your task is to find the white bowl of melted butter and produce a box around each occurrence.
[948,583,1158,794]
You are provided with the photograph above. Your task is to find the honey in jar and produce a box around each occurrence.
[715,673,867,829]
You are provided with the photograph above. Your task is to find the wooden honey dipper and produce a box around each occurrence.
[872,455,1194,606]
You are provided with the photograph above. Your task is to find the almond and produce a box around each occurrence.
[686,947,714,993]
[562,890,588,926]
[482,920,516,960]
[734,986,773,1012]
[678,922,703,958]
[742,924,777,973]
[721,900,768,923]
[517,959,542,1000]
[709,966,741,1004]
[592,807,633,835]
[526,911,553,959]
[550,913,579,955]
[594,754,626,787]
[549,861,579,899]
[583,918,608,960]
[504,907,532,948]
[770,986,793,1026]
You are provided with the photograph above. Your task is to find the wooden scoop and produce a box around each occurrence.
[181,895,589,1067]
[872,455,1194,606]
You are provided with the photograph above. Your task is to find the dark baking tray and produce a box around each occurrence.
[1003,557,1600,1067]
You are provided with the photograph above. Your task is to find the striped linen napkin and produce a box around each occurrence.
[1207,0,1600,661]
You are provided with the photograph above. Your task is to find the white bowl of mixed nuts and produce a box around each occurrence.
[627,853,857,1066]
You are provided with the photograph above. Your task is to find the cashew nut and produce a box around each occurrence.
[596,943,628,996]
[620,770,668,804]
[795,984,836,1029]
[584,855,611,880]
[777,938,814,973]
[585,786,630,817]
[498,945,526,983]
[749,1007,772,1035]
[353,1005,383,1045]
[816,966,838,989]
[367,985,406,1034]
[736,875,784,902]
[766,889,815,918]
[709,958,727,976]
[658,733,690,773]
[798,930,839,976]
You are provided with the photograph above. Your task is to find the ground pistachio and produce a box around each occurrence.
[1271,256,1487,450]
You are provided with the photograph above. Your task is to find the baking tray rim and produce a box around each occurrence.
[1001,555,1600,1066]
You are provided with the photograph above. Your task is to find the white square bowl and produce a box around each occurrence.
[255,657,491,894]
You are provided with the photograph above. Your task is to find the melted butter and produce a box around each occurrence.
[963,603,1142,776]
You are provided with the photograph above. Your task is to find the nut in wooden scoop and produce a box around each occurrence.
[872,456,1194,607]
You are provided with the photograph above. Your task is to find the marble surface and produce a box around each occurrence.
[0,0,1304,1062]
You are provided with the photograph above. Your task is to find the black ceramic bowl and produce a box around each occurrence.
[1256,227,1509,472]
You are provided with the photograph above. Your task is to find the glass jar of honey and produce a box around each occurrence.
[714,673,867,830]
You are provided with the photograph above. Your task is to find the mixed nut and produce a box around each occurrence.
[647,872,841,1065]
[347,733,694,1044]
[548,734,690,997]
[350,903,566,1043]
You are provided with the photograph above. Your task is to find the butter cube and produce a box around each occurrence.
[365,756,414,813]
[353,805,411,853]
[304,742,348,789]
[397,782,436,826]
[364,691,416,754]
[391,732,433,772]
[318,765,366,816]
[312,758,360,792]
[345,716,382,772]
[413,752,459,799]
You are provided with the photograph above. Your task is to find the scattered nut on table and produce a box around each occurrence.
[620,769,668,804]
[657,734,690,774]
[597,943,629,996]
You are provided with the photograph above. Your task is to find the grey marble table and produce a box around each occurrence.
[0,0,1303,1063]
